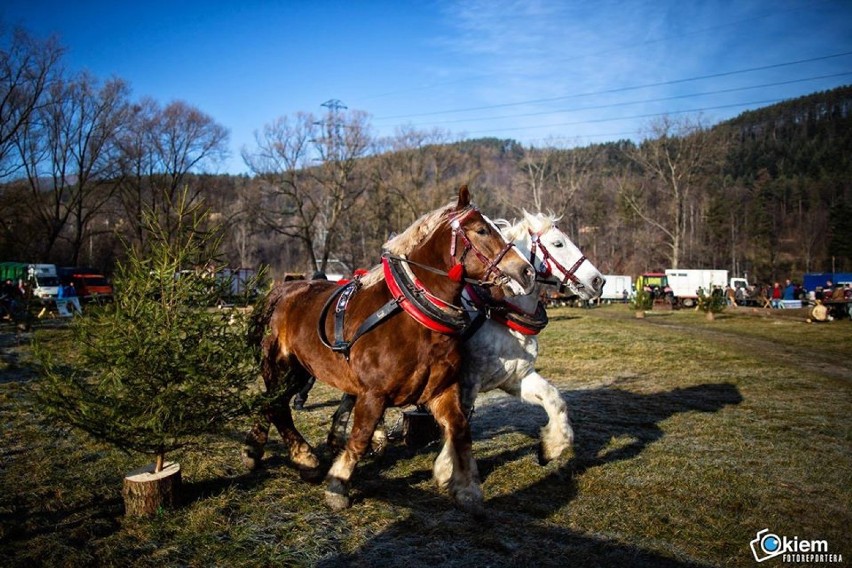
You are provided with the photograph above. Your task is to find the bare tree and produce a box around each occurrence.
[14,72,129,262]
[0,27,62,180]
[309,103,371,272]
[150,101,229,241]
[620,116,725,268]
[116,99,229,247]
[513,140,599,219]
[116,97,158,247]
[242,106,372,274]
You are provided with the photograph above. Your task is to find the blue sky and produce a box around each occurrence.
[3,0,851,175]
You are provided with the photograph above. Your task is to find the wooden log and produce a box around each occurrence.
[122,461,181,517]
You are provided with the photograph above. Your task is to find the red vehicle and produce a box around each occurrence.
[70,273,113,302]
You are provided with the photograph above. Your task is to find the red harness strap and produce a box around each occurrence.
[464,284,548,336]
[383,256,464,335]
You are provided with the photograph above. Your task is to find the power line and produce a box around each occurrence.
[460,98,786,137]
[397,72,852,128]
[372,51,852,122]
[356,1,827,104]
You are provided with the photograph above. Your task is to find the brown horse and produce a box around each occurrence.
[242,186,535,514]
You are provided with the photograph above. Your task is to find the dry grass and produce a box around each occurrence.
[1,305,850,567]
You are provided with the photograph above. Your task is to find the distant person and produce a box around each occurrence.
[770,282,782,308]
[782,279,795,301]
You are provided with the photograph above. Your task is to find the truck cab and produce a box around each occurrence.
[27,264,60,301]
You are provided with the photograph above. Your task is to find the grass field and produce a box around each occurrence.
[1,305,849,567]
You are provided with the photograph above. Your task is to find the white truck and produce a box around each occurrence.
[664,269,732,308]
[599,274,633,302]
[27,263,61,301]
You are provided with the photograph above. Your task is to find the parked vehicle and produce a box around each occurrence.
[214,267,261,305]
[634,272,671,303]
[599,275,633,302]
[803,272,852,293]
[636,269,752,308]
[27,264,60,301]
[0,262,58,299]
[665,269,729,308]
[58,267,113,302]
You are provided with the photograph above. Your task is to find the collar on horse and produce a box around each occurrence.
[317,253,472,360]
[529,230,588,295]
[464,283,549,336]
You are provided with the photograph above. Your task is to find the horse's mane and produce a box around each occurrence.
[500,210,561,241]
[359,201,462,288]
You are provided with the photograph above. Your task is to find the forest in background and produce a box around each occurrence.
[2,28,850,286]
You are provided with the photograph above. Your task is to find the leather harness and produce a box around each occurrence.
[317,253,473,360]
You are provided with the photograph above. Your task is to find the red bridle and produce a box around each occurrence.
[449,207,515,285]
[529,230,587,292]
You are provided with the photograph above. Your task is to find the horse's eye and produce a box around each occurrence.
[475,227,489,236]
[553,241,564,248]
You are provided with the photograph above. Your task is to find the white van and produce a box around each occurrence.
[27,264,61,300]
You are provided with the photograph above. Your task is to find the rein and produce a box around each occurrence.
[529,231,588,294]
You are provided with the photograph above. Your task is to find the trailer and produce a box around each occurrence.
[600,275,633,302]
[664,269,728,308]
[803,272,852,292]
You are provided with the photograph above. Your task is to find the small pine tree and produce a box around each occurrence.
[630,286,653,311]
[696,287,727,318]
[33,193,262,474]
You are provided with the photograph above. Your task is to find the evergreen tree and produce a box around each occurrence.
[32,191,262,473]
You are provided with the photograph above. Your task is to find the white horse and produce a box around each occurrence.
[328,212,604,467]
[453,211,604,465]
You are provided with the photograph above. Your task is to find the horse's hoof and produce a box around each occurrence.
[241,446,264,471]
[538,440,573,465]
[290,443,321,471]
[454,488,486,519]
[325,478,351,511]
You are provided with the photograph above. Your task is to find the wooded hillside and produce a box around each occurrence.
[1,28,849,285]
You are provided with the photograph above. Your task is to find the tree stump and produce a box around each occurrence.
[122,461,181,517]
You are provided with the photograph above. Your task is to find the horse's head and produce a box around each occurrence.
[510,211,605,300]
[446,186,535,297]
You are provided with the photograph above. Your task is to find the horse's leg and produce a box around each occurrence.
[429,385,483,516]
[241,415,271,471]
[241,352,321,476]
[327,393,356,451]
[270,365,322,478]
[328,393,388,457]
[509,372,574,464]
[241,341,278,470]
[325,392,386,510]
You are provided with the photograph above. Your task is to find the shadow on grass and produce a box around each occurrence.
[316,382,741,567]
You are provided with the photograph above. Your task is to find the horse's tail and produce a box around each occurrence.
[247,284,285,359]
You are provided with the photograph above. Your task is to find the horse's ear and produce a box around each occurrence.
[456,184,470,208]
